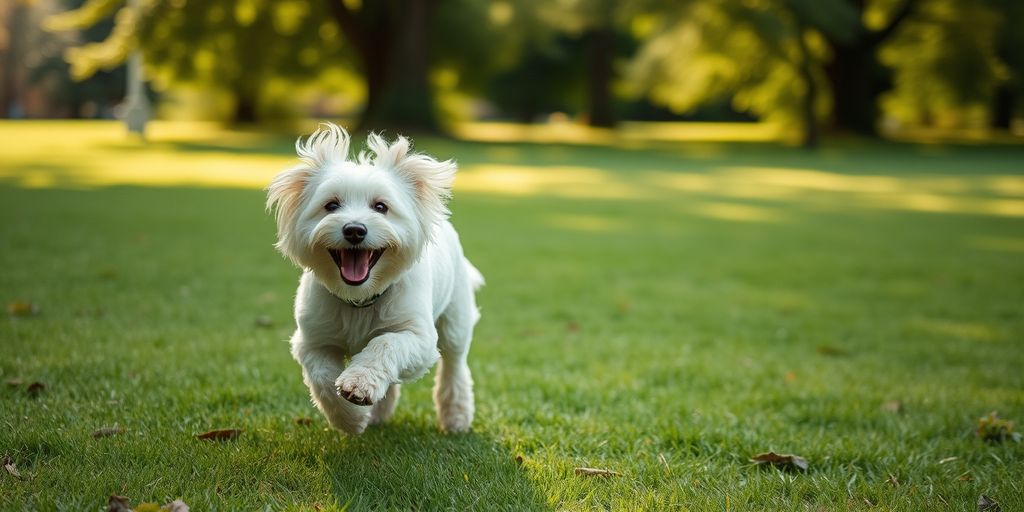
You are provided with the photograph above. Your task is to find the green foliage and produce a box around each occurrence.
[626,0,833,137]
[47,0,349,122]
[880,0,1004,128]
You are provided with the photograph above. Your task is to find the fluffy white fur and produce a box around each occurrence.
[267,123,483,434]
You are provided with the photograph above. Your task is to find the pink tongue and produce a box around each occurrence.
[340,249,371,282]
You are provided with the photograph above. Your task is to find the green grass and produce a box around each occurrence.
[1,121,1023,511]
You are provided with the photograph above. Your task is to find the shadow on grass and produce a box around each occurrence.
[322,423,549,511]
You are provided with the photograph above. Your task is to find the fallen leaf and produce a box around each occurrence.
[3,456,23,480]
[254,315,274,328]
[5,379,22,387]
[196,428,242,441]
[91,427,125,438]
[976,411,1020,443]
[108,494,132,512]
[750,452,809,471]
[816,345,847,357]
[575,467,621,477]
[887,474,900,487]
[294,417,313,426]
[7,302,40,317]
[959,474,973,482]
[882,400,903,413]
[26,382,45,396]
[163,500,189,512]
[978,495,1001,512]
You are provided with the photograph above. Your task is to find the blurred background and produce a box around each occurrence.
[2,0,1023,145]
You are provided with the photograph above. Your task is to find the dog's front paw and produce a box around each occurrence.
[336,366,388,406]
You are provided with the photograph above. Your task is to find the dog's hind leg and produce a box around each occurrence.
[433,294,478,433]
[369,383,400,425]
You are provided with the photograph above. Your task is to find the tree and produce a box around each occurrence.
[879,0,1002,129]
[626,0,846,147]
[47,0,344,124]
[989,0,1024,129]
[820,0,919,135]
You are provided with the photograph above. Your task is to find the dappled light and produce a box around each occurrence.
[4,122,1024,220]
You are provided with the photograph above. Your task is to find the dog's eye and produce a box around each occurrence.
[325,201,341,212]
[373,202,388,214]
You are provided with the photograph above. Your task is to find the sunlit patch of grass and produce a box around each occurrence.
[689,201,785,223]
[453,121,785,145]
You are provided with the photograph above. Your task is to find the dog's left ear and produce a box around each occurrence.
[368,133,456,224]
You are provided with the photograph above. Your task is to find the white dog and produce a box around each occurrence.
[267,123,482,435]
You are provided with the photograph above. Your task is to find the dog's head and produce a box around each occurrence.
[267,123,455,302]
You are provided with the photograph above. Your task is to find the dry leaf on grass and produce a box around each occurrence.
[163,500,189,512]
[978,495,1001,512]
[575,467,621,477]
[7,302,40,317]
[976,411,1021,443]
[196,428,242,441]
[750,452,809,471]
[3,456,23,480]
[91,427,125,438]
[26,382,46,396]
[106,495,189,512]
[882,400,903,413]
[816,345,847,357]
[107,494,132,512]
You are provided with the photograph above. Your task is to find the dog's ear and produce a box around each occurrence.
[267,124,352,255]
[367,133,456,225]
[266,163,312,255]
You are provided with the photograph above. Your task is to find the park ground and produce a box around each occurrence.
[1,121,1023,510]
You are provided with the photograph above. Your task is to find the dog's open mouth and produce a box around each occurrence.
[329,248,385,286]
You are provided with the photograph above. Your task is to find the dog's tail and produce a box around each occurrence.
[464,259,485,292]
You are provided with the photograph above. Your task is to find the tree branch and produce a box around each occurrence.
[325,0,366,54]
[869,0,918,46]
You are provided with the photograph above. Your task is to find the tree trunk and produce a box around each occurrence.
[794,26,819,149]
[585,26,616,128]
[992,83,1014,130]
[232,95,258,124]
[823,0,917,137]
[0,2,27,118]
[825,42,880,136]
[346,0,439,133]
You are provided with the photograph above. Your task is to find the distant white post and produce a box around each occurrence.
[123,0,149,136]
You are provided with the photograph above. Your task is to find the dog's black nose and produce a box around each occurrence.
[342,222,367,244]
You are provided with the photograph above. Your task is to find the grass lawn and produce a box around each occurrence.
[1,121,1023,511]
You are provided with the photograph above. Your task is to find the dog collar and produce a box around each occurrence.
[336,287,388,308]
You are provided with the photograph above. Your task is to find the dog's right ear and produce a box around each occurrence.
[266,123,352,255]
[266,163,313,255]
